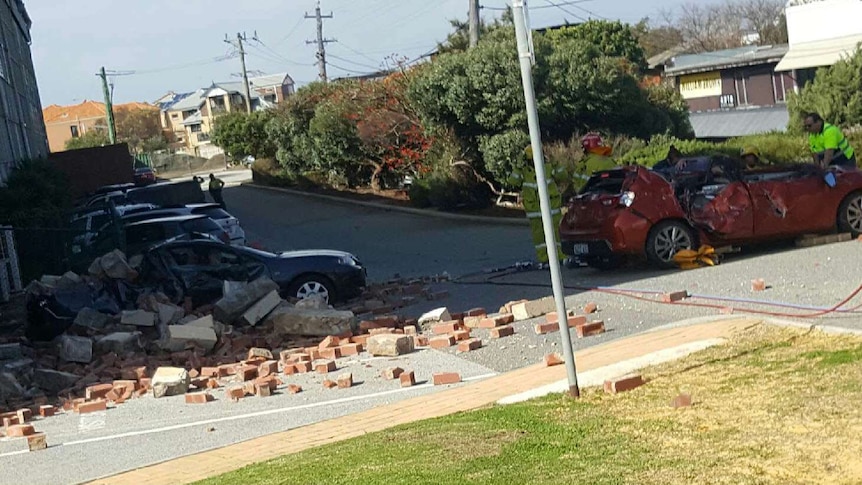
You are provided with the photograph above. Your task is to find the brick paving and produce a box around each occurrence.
[88,317,760,485]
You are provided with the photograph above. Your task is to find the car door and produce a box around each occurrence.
[686,158,755,240]
[746,168,834,238]
[165,244,268,305]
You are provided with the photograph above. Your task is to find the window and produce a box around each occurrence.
[70,125,79,138]
[171,113,179,119]
[264,94,277,104]
[190,124,202,133]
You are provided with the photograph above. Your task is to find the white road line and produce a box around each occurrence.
[0,372,496,458]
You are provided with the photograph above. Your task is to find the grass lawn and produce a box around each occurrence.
[196,325,862,485]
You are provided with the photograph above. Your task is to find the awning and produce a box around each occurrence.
[689,106,789,139]
[775,34,862,71]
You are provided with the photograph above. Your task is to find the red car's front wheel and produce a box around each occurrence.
[838,191,862,237]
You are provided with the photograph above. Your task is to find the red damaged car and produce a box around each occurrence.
[560,156,862,269]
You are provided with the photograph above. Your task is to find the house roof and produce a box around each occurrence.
[181,111,203,126]
[665,44,789,76]
[647,45,688,70]
[248,73,293,88]
[166,89,206,112]
[688,106,789,139]
[775,33,862,71]
[156,91,196,111]
[42,100,156,124]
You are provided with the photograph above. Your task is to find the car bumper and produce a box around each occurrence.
[560,208,652,257]
[332,266,367,301]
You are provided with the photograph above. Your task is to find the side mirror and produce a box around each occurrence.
[824,172,837,188]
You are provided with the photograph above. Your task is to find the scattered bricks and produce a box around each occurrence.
[205,379,220,390]
[584,302,598,314]
[105,390,120,402]
[287,384,303,394]
[432,321,461,335]
[27,433,47,452]
[382,367,404,380]
[112,380,137,394]
[6,424,34,437]
[452,329,472,342]
[534,322,560,335]
[282,363,297,375]
[604,374,645,394]
[247,348,274,361]
[338,343,362,356]
[288,353,312,363]
[255,382,273,397]
[457,338,482,352]
[316,360,337,374]
[544,352,564,367]
[257,360,279,378]
[3,416,19,428]
[661,291,689,303]
[369,328,396,336]
[38,406,55,418]
[399,370,416,388]
[489,325,515,339]
[671,393,692,409]
[546,312,587,328]
[414,335,429,347]
[76,400,107,414]
[305,348,322,360]
[243,382,256,396]
[294,362,313,373]
[185,392,214,404]
[322,380,338,389]
[432,372,461,385]
[403,325,418,335]
[200,367,220,378]
[16,408,32,423]
[466,307,487,317]
[462,316,483,329]
[479,314,515,328]
[319,347,342,360]
[336,373,354,389]
[576,321,606,338]
[237,365,258,381]
[85,383,114,400]
[226,387,245,401]
[752,278,767,292]
[350,335,370,347]
[138,378,152,390]
[318,336,340,349]
[429,335,456,349]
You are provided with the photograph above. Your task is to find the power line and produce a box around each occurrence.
[542,0,589,22]
[249,38,315,66]
[480,0,596,11]
[327,54,380,71]
[273,18,305,47]
[103,52,238,76]
[334,40,381,66]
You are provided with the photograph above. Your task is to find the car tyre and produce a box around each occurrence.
[838,191,862,237]
[287,274,337,303]
[645,220,697,269]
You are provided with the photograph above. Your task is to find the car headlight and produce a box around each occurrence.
[619,191,635,208]
[339,254,361,266]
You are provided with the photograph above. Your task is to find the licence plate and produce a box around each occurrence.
[572,243,589,255]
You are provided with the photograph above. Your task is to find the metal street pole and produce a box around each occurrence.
[511,0,580,398]
[98,67,117,144]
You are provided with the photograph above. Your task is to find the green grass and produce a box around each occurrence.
[197,326,862,485]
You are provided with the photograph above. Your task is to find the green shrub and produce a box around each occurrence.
[0,159,71,227]
[410,167,492,211]
[407,179,432,208]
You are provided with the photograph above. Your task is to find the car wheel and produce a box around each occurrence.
[586,255,624,270]
[838,191,862,236]
[646,220,697,269]
[287,274,336,303]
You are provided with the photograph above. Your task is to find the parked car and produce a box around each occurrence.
[133,167,157,186]
[81,180,205,208]
[560,157,862,269]
[139,240,366,306]
[119,203,246,245]
[69,203,159,248]
[87,214,229,259]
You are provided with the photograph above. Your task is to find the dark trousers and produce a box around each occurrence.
[210,189,226,209]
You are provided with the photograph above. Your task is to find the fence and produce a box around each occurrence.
[0,226,22,302]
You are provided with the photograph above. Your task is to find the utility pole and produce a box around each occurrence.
[98,67,117,144]
[305,1,335,82]
[224,33,253,113]
[469,0,480,48]
[511,0,580,398]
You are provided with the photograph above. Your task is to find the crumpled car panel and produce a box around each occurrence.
[687,182,754,237]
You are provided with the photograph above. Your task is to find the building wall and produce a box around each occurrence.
[785,0,862,46]
[675,62,795,112]
[0,0,48,183]
[45,116,103,152]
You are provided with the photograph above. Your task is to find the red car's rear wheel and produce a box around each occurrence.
[646,220,697,269]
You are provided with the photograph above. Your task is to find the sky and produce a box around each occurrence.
[28,0,695,107]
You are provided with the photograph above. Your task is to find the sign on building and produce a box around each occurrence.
[679,71,722,99]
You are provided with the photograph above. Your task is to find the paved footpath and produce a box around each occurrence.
[88,316,760,485]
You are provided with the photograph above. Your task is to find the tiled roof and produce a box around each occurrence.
[42,100,157,124]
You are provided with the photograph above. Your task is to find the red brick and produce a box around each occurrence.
[105,390,121,402]
[6,424,35,437]
[350,335,370,346]
[450,312,464,322]
[294,362,312,373]
[382,367,404,380]
[226,387,245,401]
[338,343,362,356]
[359,320,385,331]
[121,366,148,381]
[489,325,515,339]
[206,378,220,389]
[479,314,514,328]
[247,347,274,361]
[751,278,767,292]
[38,406,55,418]
[429,335,456,349]
[200,367,220,378]
[278,349,300,362]
[237,365,258,381]
[305,349,322,360]
[255,383,273,397]
[282,363,297,375]
[661,291,689,303]
[336,373,353,389]
[670,393,692,408]
[413,336,430,347]
[188,369,200,379]
[604,374,645,394]
[583,302,598,314]
[257,360,279,378]
[27,432,47,452]
[85,383,114,400]
[185,392,214,404]
[466,307,487,317]
[369,327,396,336]
[112,380,137,394]
[432,372,461,385]
[76,400,107,414]
[316,360,337,374]
[400,370,416,388]
[138,377,152,390]
[544,352,564,367]
[288,353,312,363]
[534,322,560,335]
[218,364,238,376]
[576,321,606,338]
[16,408,32,423]
[457,338,482,352]
[322,380,338,389]
[287,384,303,394]
[319,336,341,349]
[319,347,343,360]
[432,321,461,335]
[451,329,471,342]
[546,312,587,328]
[3,416,19,428]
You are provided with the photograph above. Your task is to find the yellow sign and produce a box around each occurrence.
[679,71,722,99]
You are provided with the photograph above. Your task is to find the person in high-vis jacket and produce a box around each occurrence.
[507,146,568,265]
[804,112,857,168]
[573,133,617,190]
